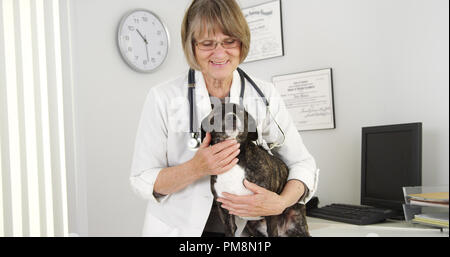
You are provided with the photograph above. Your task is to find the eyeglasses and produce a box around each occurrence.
[195,38,241,51]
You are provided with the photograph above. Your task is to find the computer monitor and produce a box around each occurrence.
[361,122,422,215]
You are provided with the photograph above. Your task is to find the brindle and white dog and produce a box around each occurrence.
[201,102,310,237]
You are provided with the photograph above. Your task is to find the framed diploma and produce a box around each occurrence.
[242,0,284,63]
[273,68,336,131]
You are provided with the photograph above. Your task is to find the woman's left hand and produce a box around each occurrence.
[217,179,288,217]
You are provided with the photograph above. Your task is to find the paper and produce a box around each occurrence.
[409,199,449,208]
[413,213,449,227]
[408,192,449,202]
[273,68,335,131]
[415,213,449,222]
[242,0,283,62]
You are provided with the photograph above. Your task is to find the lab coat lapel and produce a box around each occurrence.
[229,70,241,105]
[195,70,212,132]
[229,70,261,122]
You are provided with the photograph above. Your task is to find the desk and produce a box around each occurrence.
[307,217,449,237]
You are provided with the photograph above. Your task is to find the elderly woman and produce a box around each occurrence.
[130,0,318,237]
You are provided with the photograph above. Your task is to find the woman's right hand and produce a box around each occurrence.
[191,132,241,176]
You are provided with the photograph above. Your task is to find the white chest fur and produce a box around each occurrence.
[214,165,262,221]
[214,165,252,197]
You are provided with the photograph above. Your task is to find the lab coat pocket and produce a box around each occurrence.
[168,96,189,133]
[142,212,179,237]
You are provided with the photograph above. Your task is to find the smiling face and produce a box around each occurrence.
[194,29,241,83]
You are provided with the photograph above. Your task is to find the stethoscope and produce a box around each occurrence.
[187,67,285,150]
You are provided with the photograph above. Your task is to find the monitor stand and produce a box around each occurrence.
[387,210,405,220]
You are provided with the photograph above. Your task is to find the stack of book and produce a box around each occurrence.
[407,192,449,228]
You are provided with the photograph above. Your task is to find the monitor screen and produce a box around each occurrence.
[361,123,422,211]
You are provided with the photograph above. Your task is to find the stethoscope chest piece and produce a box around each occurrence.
[188,132,201,150]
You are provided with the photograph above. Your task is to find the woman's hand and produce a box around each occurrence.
[217,179,288,217]
[190,132,241,176]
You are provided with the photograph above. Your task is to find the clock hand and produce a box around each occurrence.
[136,28,150,62]
[136,29,148,44]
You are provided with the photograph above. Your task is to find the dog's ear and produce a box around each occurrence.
[200,125,206,143]
[246,112,258,141]
[200,114,209,143]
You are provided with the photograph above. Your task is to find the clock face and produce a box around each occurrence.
[117,9,169,73]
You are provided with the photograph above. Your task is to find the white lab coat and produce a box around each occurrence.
[130,69,319,237]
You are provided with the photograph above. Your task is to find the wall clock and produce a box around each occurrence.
[117,9,170,73]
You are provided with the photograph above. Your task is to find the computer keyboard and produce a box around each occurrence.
[306,203,393,225]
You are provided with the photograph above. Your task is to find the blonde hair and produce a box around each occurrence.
[181,0,251,70]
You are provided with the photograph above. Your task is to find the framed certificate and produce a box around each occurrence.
[273,68,336,131]
[242,0,284,63]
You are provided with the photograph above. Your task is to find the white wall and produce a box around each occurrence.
[68,0,449,236]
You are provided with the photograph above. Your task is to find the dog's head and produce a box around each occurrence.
[201,103,258,145]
